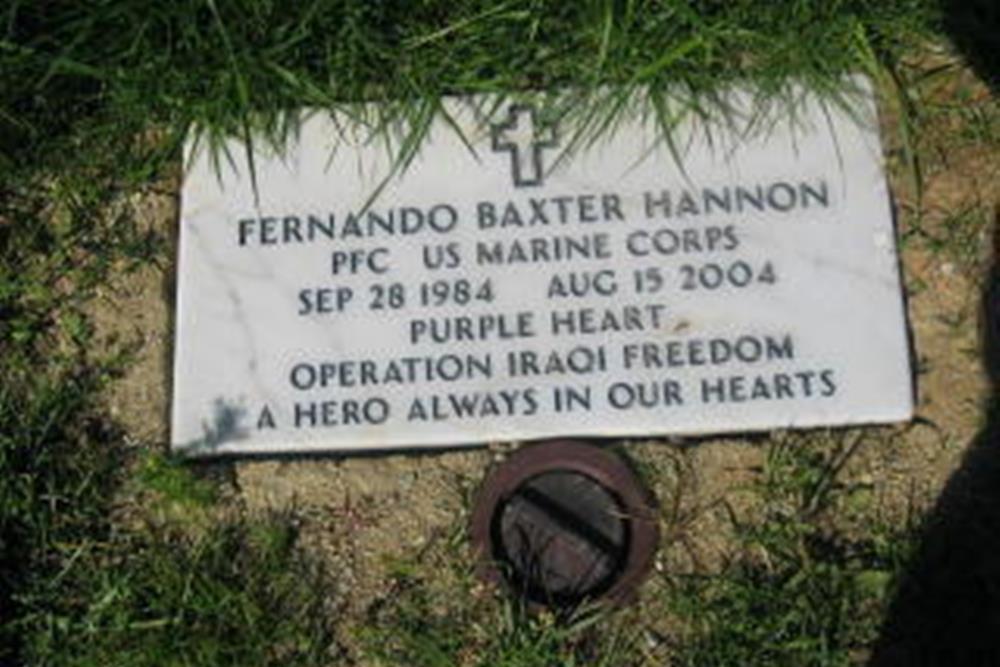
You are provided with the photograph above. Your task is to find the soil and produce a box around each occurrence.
[89,55,998,659]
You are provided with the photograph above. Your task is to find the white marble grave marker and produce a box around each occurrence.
[172,80,913,456]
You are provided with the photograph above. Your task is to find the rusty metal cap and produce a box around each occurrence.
[469,440,659,608]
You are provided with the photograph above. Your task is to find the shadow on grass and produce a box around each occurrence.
[869,208,1000,664]
[869,10,1000,660]
[940,0,1000,90]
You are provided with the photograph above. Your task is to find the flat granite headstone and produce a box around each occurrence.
[172,80,912,456]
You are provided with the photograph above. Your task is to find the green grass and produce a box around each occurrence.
[364,529,644,666]
[660,432,917,667]
[369,596,638,667]
[2,0,940,179]
[0,1,977,665]
[29,517,335,667]
[0,322,336,667]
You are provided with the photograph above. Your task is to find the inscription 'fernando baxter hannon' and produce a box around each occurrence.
[234,180,830,247]
[172,83,911,455]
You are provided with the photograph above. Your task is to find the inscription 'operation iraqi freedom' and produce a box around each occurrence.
[171,82,913,456]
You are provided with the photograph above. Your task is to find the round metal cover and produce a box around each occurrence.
[470,440,659,608]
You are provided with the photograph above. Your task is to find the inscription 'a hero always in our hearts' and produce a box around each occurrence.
[172,81,912,456]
